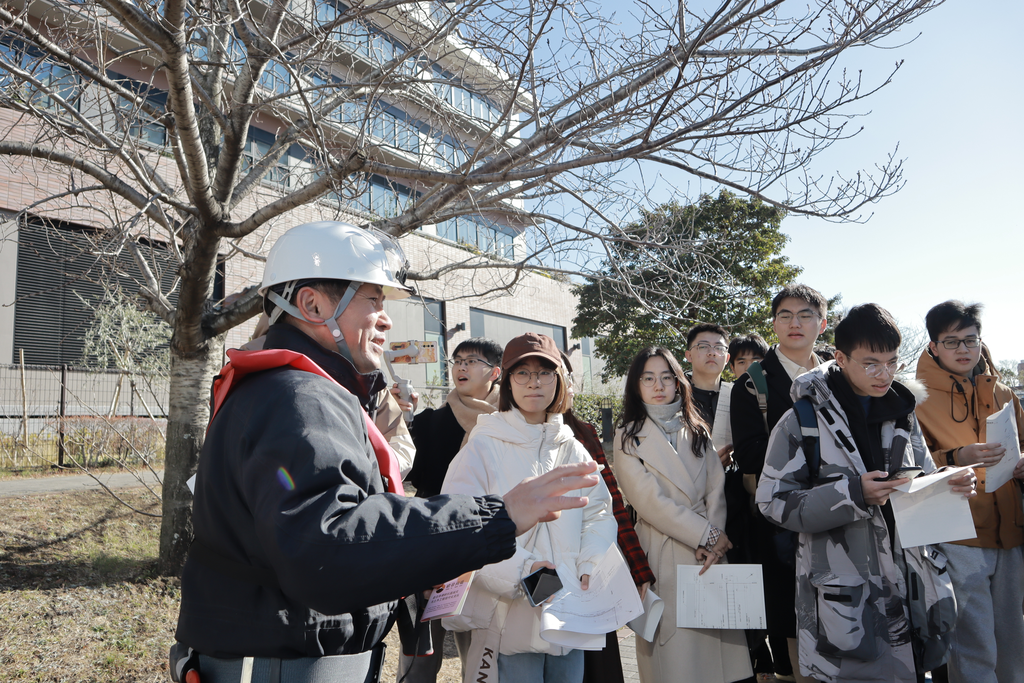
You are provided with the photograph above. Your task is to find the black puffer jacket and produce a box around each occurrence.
[175,324,516,658]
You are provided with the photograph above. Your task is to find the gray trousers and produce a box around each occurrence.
[940,542,1024,683]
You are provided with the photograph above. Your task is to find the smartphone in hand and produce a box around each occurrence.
[877,466,924,482]
[521,567,563,607]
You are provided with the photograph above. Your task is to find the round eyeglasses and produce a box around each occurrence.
[510,369,557,385]
[640,373,677,388]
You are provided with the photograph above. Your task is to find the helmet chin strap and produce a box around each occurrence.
[266,281,361,365]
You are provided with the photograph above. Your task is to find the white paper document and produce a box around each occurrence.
[889,466,977,547]
[676,564,766,630]
[628,589,664,642]
[984,401,1023,493]
[538,545,644,650]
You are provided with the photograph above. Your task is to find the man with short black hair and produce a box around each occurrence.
[728,333,769,378]
[731,283,828,683]
[914,300,1024,683]
[758,303,976,683]
[396,336,504,682]
[684,322,733,465]
[721,330,772,678]
[407,337,504,498]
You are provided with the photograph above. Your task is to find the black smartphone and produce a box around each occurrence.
[879,466,924,482]
[521,567,563,607]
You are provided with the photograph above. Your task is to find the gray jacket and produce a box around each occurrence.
[756,362,936,683]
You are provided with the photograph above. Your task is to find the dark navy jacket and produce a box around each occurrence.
[175,324,516,658]
[730,347,798,479]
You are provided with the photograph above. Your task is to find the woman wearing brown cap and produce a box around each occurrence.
[441,332,617,683]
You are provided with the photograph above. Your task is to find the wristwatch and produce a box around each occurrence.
[946,448,959,467]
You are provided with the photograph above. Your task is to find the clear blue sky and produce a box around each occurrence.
[608,0,1024,364]
[778,0,1024,366]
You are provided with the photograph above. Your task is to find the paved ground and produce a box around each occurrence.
[0,469,163,496]
[618,629,640,682]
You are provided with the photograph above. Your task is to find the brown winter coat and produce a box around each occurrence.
[915,349,1024,549]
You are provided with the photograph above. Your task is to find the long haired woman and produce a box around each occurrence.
[614,346,752,683]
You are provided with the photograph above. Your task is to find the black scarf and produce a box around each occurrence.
[827,369,884,473]
[826,365,916,549]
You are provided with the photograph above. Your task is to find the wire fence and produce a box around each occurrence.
[0,361,168,470]
[0,363,625,471]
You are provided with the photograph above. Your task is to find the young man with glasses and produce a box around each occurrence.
[914,301,1024,683]
[730,283,828,683]
[685,323,777,680]
[684,323,735,467]
[401,336,504,683]
[757,303,977,683]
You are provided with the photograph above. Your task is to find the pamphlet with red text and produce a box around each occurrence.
[421,571,476,622]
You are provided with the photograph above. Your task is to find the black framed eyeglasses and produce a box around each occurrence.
[938,338,981,350]
[774,311,820,324]
[448,358,494,369]
[692,342,727,355]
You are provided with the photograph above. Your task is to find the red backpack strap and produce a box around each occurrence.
[211,348,405,495]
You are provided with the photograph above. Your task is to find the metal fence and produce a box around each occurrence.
[0,363,168,469]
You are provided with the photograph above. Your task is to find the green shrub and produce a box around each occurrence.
[571,392,622,441]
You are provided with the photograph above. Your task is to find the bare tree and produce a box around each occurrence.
[995,359,1022,388]
[0,0,943,572]
[897,320,929,378]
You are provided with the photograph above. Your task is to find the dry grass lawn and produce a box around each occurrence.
[0,488,463,682]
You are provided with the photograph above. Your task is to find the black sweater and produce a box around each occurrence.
[408,403,467,497]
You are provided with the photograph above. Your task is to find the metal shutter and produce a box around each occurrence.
[13,220,180,366]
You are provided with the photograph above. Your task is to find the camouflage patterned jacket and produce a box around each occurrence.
[756,362,936,683]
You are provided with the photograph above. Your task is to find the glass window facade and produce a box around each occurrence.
[432,216,516,260]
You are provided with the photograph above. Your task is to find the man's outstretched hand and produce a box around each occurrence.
[504,461,601,536]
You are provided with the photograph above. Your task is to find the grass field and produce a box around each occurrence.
[0,487,463,682]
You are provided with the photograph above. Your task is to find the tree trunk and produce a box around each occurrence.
[158,339,224,575]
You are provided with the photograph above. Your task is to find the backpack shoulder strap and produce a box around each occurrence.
[792,397,821,484]
[746,361,770,431]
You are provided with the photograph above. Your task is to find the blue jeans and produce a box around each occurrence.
[497,650,584,683]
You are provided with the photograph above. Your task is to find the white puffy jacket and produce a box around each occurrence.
[441,407,616,655]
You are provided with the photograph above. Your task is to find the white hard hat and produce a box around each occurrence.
[260,221,412,299]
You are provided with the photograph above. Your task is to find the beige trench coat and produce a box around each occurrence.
[614,419,752,683]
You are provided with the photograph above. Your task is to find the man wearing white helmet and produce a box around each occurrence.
[172,222,601,683]
[239,223,416,477]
